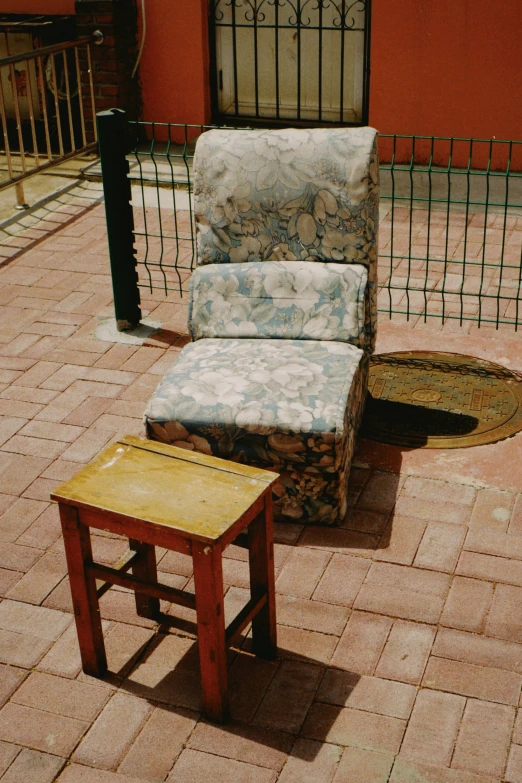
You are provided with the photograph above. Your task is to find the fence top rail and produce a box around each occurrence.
[0,30,103,67]
[128,121,522,147]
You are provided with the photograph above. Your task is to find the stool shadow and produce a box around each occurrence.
[116,621,364,762]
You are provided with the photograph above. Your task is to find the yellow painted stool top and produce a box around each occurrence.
[51,435,279,543]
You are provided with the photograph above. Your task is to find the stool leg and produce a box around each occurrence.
[129,539,160,620]
[192,541,229,723]
[59,504,107,677]
[248,491,277,659]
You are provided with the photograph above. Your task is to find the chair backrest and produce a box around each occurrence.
[193,127,379,351]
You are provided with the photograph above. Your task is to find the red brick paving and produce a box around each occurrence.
[0,205,521,781]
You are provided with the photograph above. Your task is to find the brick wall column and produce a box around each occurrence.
[75,0,140,140]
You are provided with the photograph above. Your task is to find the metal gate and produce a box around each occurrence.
[209,0,371,125]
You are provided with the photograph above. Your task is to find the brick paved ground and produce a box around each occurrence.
[1,203,522,782]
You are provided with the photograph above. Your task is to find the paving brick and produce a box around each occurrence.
[509,495,522,536]
[393,496,471,525]
[331,611,393,675]
[12,361,63,389]
[6,552,67,604]
[400,689,466,768]
[469,489,515,532]
[18,504,62,549]
[277,739,342,783]
[34,389,86,423]
[1,386,57,404]
[60,428,116,463]
[440,576,494,632]
[0,568,20,596]
[451,699,514,777]
[277,594,349,636]
[0,740,20,777]
[486,583,522,642]
[333,746,394,783]
[276,547,331,599]
[299,526,379,557]
[414,522,467,572]
[375,619,435,684]
[0,663,27,707]
[373,515,427,565]
[168,748,277,783]
[342,509,390,534]
[390,758,498,782]
[317,669,416,719]
[12,671,111,721]
[0,748,64,783]
[457,550,522,587]
[354,580,445,624]
[313,554,370,607]
[0,703,88,757]
[19,420,85,442]
[0,398,43,418]
[188,720,293,773]
[63,397,112,427]
[0,629,53,667]
[228,653,278,723]
[357,471,400,513]
[465,527,522,560]
[506,744,522,783]
[0,542,43,572]
[435,627,522,675]
[423,655,521,705]
[0,497,49,543]
[276,625,338,666]
[118,706,197,780]
[302,703,405,754]
[366,562,451,595]
[253,659,323,734]
[0,416,27,447]
[402,477,476,505]
[1,434,66,459]
[0,455,52,495]
[37,621,111,679]
[0,600,71,640]
[73,692,153,770]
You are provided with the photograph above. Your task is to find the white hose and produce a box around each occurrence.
[131,0,146,79]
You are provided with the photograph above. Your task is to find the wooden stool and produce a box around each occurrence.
[51,435,278,723]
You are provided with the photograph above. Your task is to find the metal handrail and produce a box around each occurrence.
[0,30,103,208]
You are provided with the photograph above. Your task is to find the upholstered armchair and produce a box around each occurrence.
[144,127,379,525]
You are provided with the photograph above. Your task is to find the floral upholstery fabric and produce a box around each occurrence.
[144,338,367,525]
[193,127,379,352]
[188,260,368,347]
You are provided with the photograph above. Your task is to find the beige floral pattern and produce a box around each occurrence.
[188,260,367,346]
[144,338,366,524]
[194,126,379,352]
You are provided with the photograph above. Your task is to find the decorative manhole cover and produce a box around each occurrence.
[361,351,522,448]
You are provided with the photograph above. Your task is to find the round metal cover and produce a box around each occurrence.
[361,351,522,449]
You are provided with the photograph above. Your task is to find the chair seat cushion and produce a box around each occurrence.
[144,338,367,524]
[188,261,368,348]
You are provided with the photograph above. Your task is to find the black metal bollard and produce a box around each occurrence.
[97,108,142,331]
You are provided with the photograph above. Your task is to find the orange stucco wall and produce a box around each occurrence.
[7,0,73,12]
[139,0,210,128]
[369,0,522,141]
[139,0,522,146]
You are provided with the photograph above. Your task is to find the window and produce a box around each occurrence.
[210,0,371,125]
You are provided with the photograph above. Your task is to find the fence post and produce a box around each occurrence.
[97,108,142,331]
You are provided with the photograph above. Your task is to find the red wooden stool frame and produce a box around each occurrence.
[57,489,276,723]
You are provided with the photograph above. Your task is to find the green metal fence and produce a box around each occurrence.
[98,111,522,330]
